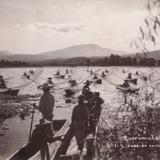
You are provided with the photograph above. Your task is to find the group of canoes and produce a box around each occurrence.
[0,68,144,97]
[7,76,104,160]
[6,68,154,160]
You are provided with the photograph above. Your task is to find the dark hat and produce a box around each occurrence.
[78,95,84,102]
[42,83,50,90]
[48,77,52,79]
[40,83,54,91]
[84,80,90,85]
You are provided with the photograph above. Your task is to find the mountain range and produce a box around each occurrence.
[0,44,160,64]
[0,44,128,63]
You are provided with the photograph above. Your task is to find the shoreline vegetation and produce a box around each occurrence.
[0,54,160,67]
[97,87,160,159]
[0,94,40,136]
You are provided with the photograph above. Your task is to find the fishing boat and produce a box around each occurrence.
[7,119,70,160]
[116,85,139,93]
[125,78,137,85]
[54,74,65,79]
[91,78,102,85]
[68,79,77,87]
[0,88,19,96]
[54,125,97,160]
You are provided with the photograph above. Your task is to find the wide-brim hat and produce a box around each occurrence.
[38,83,54,90]
[48,77,52,79]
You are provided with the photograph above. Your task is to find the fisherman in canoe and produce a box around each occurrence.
[56,70,60,75]
[88,92,104,135]
[127,73,132,79]
[82,80,94,107]
[93,74,98,79]
[38,83,55,131]
[68,79,77,87]
[66,69,69,74]
[29,70,34,74]
[27,75,30,79]
[122,80,129,88]
[92,92,104,121]
[23,72,27,77]
[105,69,109,73]
[0,75,6,88]
[82,80,91,96]
[71,95,88,154]
[101,71,106,77]
[135,71,139,75]
[47,77,54,85]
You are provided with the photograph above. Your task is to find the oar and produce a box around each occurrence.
[28,103,36,142]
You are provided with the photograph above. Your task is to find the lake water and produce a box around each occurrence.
[0,66,159,159]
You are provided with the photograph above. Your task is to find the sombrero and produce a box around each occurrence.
[37,83,54,90]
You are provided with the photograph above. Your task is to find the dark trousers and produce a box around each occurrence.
[72,121,86,152]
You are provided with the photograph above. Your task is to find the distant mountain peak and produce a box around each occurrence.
[0,44,129,62]
[0,50,14,59]
[68,43,102,48]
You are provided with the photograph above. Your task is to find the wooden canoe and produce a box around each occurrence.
[7,119,70,160]
[116,85,139,94]
[0,88,19,96]
[54,126,96,160]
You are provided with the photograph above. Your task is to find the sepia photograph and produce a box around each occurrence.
[1,0,160,159]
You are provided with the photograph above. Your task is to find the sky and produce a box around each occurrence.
[0,0,150,54]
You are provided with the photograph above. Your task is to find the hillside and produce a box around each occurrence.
[0,44,128,63]
[0,50,13,57]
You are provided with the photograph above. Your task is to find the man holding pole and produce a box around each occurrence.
[38,83,55,160]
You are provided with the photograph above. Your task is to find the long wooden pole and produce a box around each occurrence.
[28,104,35,142]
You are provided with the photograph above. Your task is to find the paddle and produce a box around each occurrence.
[28,103,36,142]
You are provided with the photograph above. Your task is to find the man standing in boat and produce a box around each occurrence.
[127,73,132,79]
[38,83,55,129]
[88,92,104,135]
[0,75,6,88]
[122,80,129,88]
[47,77,54,85]
[82,80,90,96]
[71,95,88,154]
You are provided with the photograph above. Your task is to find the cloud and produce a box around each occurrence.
[53,23,84,33]
[54,23,84,33]
[23,22,84,33]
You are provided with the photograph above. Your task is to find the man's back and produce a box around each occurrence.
[39,92,54,115]
[72,104,88,122]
